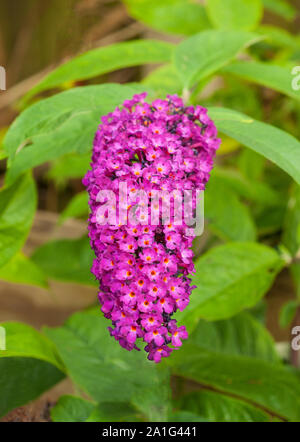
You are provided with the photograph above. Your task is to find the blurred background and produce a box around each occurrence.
[0,0,300,421]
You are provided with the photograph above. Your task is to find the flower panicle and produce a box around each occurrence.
[83,93,220,363]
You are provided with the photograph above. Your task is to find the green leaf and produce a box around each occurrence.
[45,309,171,422]
[223,61,300,101]
[51,395,95,422]
[206,0,263,31]
[257,25,299,50]
[169,349,300,421]
[59,192,89,224]
[189,312,279,363]
[178,390,274,422]
[86,402,141,422]
[282,185,300,300]
[208,107,300,185]
[4,84,151,185]
[0,322,65,417]
[238,148,265,181]
[0,173,36,268]
[213,168,279,206]
[0,322,64,370]
[47,153,91,187]
[279,300,299,328]
[167,320,300,421]
[282,185,300,256]
[174,30,260,88]
[205,177,257,241]
[176,242,283,327]
[0,253,48,288]
[262,0,297,21]
[0,358,64,419]
[31,236,96,286]
[168,410,208,422]
[142,64,181,96]
[23,40,173,102]
[123,0,211,36]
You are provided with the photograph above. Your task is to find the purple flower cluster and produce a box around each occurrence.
[83,93,220,363]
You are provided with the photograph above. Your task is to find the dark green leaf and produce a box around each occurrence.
[213,168,279,206]
[205,177,257,241]
[0,173,36,268]
[189,312,279,363]
[178,390,274,422]
[167,336,300,421]
[169,410,208,422]
[45,309,171,422]
[51,395,95,422]
[176,242,283,327]
[0,322,65,417]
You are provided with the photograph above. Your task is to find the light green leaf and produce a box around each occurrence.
[176,242,283,327]
[123,0,211,36]
[47,153,91,187]
[206,0,263,31]
[142,64,181,96]
[262,0,297,21]
[208,107,300,185]
[205,177,257,241]
[257,25,299,50]
[0,322,65,417]
[174,30,260,88]
[45,309,171,422]
[23,40,173,102]
[178,390,274,422]
[223,61,300,101]
[0,173,36,268]
[51,395,95,422]
[0,253,48,288]
[4,84,151,185]
[59,192,89,224]
[31,236,96,286]
[0,322,64,370]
